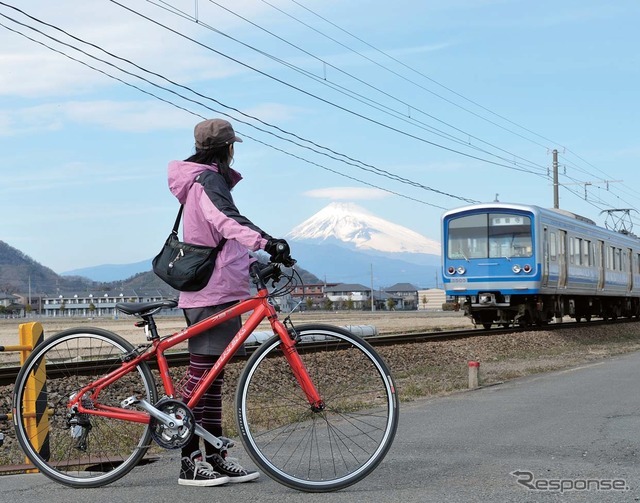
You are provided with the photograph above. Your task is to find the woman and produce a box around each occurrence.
[167,118,291,486]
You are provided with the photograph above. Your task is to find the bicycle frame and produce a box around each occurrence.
[70,286,324,424]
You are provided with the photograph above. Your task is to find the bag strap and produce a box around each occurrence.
[172,204,227,251]
[171,206,183,236]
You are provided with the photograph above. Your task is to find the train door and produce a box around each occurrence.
[597,240,605,290]
[542,227,549,287]
[558,230,567,288]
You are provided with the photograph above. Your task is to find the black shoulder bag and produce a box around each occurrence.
[152,205,227,291]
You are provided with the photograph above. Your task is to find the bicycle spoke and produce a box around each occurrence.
[237,324,398,492]
[13,328,156,487]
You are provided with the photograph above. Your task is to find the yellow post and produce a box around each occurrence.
[18,322,50,467]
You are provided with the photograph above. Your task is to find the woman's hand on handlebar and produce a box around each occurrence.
[265,238,296,267]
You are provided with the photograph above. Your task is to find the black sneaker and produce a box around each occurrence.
[206,453,260,483]
[178,450,230,487]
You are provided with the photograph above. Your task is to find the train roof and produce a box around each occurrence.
[442,203,595,224]
[442,202,640,242]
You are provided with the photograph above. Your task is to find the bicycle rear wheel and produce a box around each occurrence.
[13,327,157,487]
[236,324,398,492]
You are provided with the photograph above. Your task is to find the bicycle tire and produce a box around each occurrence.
[236,323,398,492]
[13,327,157,488]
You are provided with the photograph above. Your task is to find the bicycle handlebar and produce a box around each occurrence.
[250,260,294,290]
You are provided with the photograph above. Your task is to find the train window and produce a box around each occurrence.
[569,238,575,264]
[446,212,532,259]
[549,232,557,260]
[488,213,532,258]
[582,240,591,266]
[447,213,489,259]
[576,238,583,265]
[615,248,622,271]
[607,247,613,270]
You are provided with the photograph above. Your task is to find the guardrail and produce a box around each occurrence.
[0,322,49,464]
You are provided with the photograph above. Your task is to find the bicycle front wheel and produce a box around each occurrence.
[13,327,157,488]
[236,323,398,492]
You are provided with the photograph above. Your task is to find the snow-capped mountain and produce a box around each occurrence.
[285,202,442,287]
[61,202,444,288]
[287,202,440,255]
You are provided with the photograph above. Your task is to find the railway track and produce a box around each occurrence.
[0,317,635,387]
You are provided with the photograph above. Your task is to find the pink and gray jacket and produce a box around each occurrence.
[167,161,271,308]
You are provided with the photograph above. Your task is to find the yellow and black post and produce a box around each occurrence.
[18,322,50,463]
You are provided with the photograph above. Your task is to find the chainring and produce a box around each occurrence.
[149,398,195,449]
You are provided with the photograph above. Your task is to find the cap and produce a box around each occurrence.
[194,119,243,149]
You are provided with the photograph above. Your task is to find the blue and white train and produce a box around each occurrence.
[441,203,640,328]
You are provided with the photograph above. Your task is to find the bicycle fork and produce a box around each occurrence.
[278,326,325,412]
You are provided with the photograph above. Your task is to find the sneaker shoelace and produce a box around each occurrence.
[219,456,247,474]
[194,459,219,477]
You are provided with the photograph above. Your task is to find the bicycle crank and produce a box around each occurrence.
[123,396,195,449]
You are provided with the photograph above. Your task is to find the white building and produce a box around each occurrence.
[417,289,446,311]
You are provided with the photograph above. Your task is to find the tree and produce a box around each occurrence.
[305,297,314,311]
[421,295,429,309]
[386,298,397,311]
[322,298,333,311]
[89,302,96,315]
[346,298,354,311]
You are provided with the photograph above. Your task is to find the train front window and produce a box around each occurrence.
[447,212,532,259]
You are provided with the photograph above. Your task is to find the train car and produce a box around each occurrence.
[441,203,640,328]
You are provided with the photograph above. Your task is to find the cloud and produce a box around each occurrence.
[0,0,285,98]
[0,99,197,137]
[304,187,390,200]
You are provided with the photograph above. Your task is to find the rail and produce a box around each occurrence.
[2,317,627,386]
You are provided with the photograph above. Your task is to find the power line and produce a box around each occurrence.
[0,2,479,204]
[107,0,551,178]
[281,0,632,213]
[170,0,549,176]
[0,8,456,209]
[4,1,628,221]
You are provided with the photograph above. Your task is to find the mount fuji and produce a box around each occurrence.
[286,202,442,288]
[61,202,443,288]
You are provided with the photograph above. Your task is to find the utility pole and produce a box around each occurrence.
[552,149,559,209]
[370,264,375,312]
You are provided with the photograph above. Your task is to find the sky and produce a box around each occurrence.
[1,0,639,274]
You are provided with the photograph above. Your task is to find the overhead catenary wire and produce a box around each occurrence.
[0,2,478,205]
[280,0,639,219]
[154,0,550,176]
[107,0,554,179]
[0,9,453,209]
[1,2,631,223]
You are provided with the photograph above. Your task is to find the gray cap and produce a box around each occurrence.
[194,118,243,149]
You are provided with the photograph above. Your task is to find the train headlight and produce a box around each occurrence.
[523,264,532,273]
[456,266,466,275]
[447,266,455,274]
[512,264,522,273]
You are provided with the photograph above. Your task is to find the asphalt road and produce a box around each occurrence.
[3,351,640,502]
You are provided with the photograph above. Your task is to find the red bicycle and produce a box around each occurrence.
[13,262,398,492]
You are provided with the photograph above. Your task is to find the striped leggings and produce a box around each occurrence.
[180,353,224,457]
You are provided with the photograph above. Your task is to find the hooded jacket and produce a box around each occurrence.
[168,160,271,308]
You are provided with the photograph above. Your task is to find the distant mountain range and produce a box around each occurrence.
[1,202,443,293]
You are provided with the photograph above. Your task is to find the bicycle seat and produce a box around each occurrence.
[116,300,178,316]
